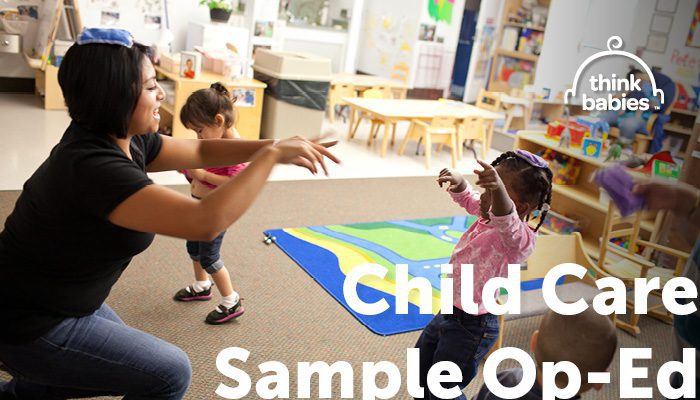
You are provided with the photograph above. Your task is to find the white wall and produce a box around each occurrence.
[534,0,640,99]
[356,0,422,82]
[628,0,700,86]
[413,0,466,90]
[463,0,503,102]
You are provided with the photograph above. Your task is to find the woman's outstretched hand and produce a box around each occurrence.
[272,136,340,175]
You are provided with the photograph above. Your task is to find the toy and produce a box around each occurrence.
[605,143,622,162]
[593,165,645,216]
[582,138,602,158]
[652,160,680,180]
[546,119,588,147]
[559,107,572,148]
[575,116,610,139]
[540,149,581,185]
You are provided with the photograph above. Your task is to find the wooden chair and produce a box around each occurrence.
[327,83,356,123]
[398,116,458,169]
[595,201,690,335]
[475,89,504,151]
[476,89,502,112]
[349,87,397,148]
[487,233,605,356]
[502,88,534,132]
[608,113,657,155]
[457,116,489,160]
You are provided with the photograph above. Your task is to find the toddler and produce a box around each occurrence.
[173,82,246,325]
[415,150,553,399]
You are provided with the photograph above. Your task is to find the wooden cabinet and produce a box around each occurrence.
[488,0,550,92]
[155,66,266,140]
[515,131,661,258]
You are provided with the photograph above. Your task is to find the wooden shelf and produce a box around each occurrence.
[504,22,546,31]
[160,101,175,115]
[517,131,610,167]
[496,48,539,62]
[529,221,601,258]
[664,123,692,136]
[553,184,603,211]
[671,108,698,117]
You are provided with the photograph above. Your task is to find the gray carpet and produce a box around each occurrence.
[0,177,674,399]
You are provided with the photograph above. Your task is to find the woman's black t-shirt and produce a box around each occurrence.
[0,122,163,344]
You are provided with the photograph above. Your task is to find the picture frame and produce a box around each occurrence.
[655,0,678,13]
[179,51,201,79]
[650,13,673,34]
[646,32,668,53]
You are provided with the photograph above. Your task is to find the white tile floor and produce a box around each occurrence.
[0,94,501,191]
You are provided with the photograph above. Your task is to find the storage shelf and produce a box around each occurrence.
[671,108,698,117]
[518,131,609,167]
[160,101,175,115]
[504,22,546,31]
[664,123,692,136]
[528,222,600,258]
[496,49,539,62]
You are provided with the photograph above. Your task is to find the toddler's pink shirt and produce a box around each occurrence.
[449,183,536,315]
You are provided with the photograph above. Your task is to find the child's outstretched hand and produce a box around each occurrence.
[437,168,467,193]
[474,160,504,191]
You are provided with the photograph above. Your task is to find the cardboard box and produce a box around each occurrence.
[160,52,181,74]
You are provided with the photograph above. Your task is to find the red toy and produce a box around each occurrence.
[546,120,588,147]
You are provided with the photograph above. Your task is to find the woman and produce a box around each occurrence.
[0,28,338,398]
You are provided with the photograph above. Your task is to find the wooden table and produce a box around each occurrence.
[344,98,503,157]
[331,73,409,97]
[155,66,266,140]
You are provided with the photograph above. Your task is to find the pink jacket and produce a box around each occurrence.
[449,183,536,315]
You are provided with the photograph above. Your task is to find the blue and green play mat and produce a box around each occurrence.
[265,216,476,336]
[265,216,558,336]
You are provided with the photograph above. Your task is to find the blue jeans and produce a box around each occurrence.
[186,230,226,274]
[414,310,500,400]
[0,304,191,399]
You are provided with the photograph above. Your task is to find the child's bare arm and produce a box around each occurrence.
[474,160,512,217]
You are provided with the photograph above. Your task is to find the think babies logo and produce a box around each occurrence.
[565,36,664,112]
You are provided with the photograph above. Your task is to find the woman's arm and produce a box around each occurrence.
[146,135,274,172]
[110,139,338,240]
[634,179,700,227]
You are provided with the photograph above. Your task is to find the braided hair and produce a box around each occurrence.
[491,151,553,232]
[180,82,237,130]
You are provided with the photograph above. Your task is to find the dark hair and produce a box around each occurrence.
[58,42,151,139]
[628,67,643,77]
[491,151,553,232]
[180,82,236,130]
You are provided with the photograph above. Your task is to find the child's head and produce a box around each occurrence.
[489,150,553,231]
[531,308,618,394]
[180,82,235,139]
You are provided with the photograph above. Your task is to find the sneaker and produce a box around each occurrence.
[173,284,213,302]
[205,300,245,325]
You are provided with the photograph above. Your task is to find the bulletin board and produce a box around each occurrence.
[78,0,168,46]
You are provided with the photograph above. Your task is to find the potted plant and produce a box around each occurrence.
[200,0,233,23]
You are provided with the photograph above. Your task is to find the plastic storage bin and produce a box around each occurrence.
[253,50,332,139]
[539,210,580,234]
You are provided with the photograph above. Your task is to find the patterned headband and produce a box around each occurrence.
[77,28,133,48]
[514,149,549,169]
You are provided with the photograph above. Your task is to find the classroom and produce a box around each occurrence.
[0,0,699,398]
